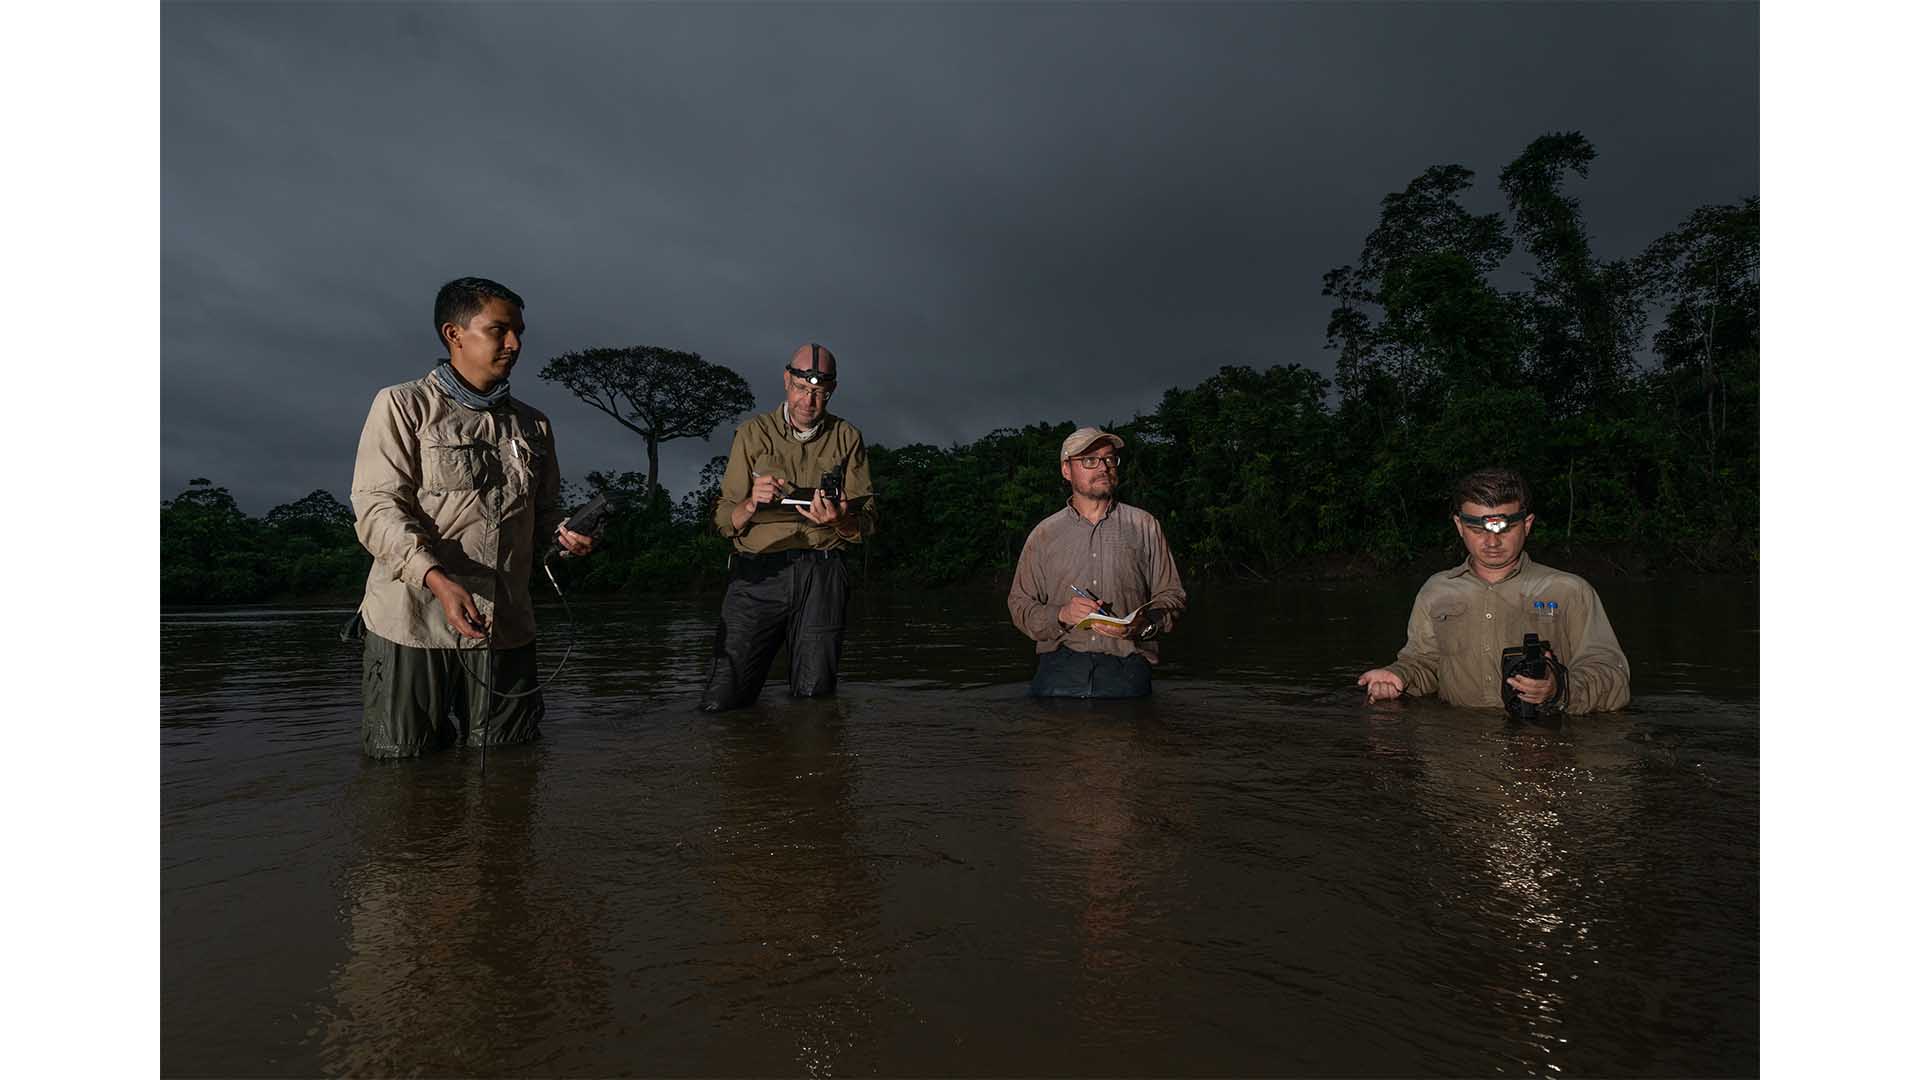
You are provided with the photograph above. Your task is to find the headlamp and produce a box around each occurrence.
[785,365,836,389]
[786,343,837,390]
[1457,509,1528,534]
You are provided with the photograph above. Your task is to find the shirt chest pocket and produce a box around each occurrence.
[503,433,547,492]
[1427,597,1472,655]
[422,443,496,493]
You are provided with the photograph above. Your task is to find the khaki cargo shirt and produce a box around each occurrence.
[350,370,566,650]
[1008,500,1187,664]
[712,408,878,555]
[1385,553,1631,714]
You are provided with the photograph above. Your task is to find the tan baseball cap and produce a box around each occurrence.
[1060,426,1124,460]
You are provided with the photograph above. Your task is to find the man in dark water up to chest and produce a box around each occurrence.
[350,277,596,758]
[1356,467,1631,716]
[700,343,879,712]
[1008,427,1188,698]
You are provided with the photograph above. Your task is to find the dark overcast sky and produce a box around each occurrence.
[161,1,1757,514]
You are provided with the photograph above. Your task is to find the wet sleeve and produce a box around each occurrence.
[712,427,753,538]
[533,418,565,542]
[350,388,439,589]
[1564,588,1632,714]
[840,434,878,540]
[1008,527,1065,643]
[1384,588,1442,697]
[1142,518,1187,634]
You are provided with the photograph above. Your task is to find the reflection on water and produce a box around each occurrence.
[316,752,615,1076]
[162,578,1759,1077]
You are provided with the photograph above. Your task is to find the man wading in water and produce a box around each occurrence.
[700,343,878,711]
[1356,467,1631,715]
[349,277,596,757]
[1008,426,1188,698]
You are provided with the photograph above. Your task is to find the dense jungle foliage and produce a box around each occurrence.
[162,134,1757,604]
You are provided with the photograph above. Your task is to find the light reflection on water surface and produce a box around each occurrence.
[163,580,1758,1077]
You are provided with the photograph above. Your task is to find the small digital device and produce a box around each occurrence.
[779,466,848,508]
[554,494,614,558]
[1499,632,1555,724]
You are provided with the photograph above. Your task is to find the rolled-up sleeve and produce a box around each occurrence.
[350,388,439,589]
[1008,527,1065,643]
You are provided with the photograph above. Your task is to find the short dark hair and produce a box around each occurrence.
[433,277,525,349]
[1453,467,1531,514]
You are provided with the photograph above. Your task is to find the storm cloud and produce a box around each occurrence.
[162,1,1757,513]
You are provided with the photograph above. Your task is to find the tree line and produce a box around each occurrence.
[162,132,1757,604]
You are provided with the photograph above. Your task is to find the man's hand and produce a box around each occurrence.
[1357,668,1405,702]
[796,489,847,528]
[730,473,788,533]
[1505,651,1559,705]
[1090,618,1134,639]
[1058,595,1101,627]
[555,523,595,557]
[425,567,488,640]
[748,473,787,508]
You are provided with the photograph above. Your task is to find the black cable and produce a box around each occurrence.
[450,553,583,770]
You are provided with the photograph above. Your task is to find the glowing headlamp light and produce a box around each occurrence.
[1457,509,1527,534]
[785,365,836,390]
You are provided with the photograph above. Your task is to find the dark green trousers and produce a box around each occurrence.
[361,631,544,758]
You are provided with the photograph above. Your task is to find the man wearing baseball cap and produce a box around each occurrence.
[1007,426,1187,698]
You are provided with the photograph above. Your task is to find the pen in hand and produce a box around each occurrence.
[1069,584,1115,617]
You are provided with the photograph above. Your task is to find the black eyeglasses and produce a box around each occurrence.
[1069,454,1121,470]
[785,365,837,391]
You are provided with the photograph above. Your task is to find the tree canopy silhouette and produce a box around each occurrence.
[539,346,755,502]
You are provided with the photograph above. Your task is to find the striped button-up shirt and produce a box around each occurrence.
[1008,500,1187,663]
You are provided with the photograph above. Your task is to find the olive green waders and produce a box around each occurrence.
[361,631,543,758]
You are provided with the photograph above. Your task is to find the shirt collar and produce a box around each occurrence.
[1064,496,1120,525]
[1449,551,1533,584]
[781,403,827,442]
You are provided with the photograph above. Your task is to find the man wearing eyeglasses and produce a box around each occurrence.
[700,343,878,711]
[1008,427,1187,698]
[1356,467,1631,715]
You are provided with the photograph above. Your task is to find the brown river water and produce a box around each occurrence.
[161,576,1758,1077]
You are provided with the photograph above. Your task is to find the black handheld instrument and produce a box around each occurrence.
[1499,632,1562,725]
[554,494,614,558]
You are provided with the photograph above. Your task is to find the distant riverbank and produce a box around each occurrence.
[160,539,1754,613]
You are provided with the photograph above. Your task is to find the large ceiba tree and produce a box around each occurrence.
[539,346,755,503]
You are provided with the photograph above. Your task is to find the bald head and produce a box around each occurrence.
[782,342,838,428]
[788,342,837,377]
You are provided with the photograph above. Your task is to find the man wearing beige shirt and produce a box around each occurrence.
[1008,427,1187,698]
[350,277,595,757]
[1357,467,1631,717]
[700,343,878,711]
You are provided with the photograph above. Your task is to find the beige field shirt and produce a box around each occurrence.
[712,408,878,555]
[1008,500,1187,664]
[350,371,565,650]
[1385,553,1631,714]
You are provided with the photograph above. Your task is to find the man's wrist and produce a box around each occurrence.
[1543,658,1571,713]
